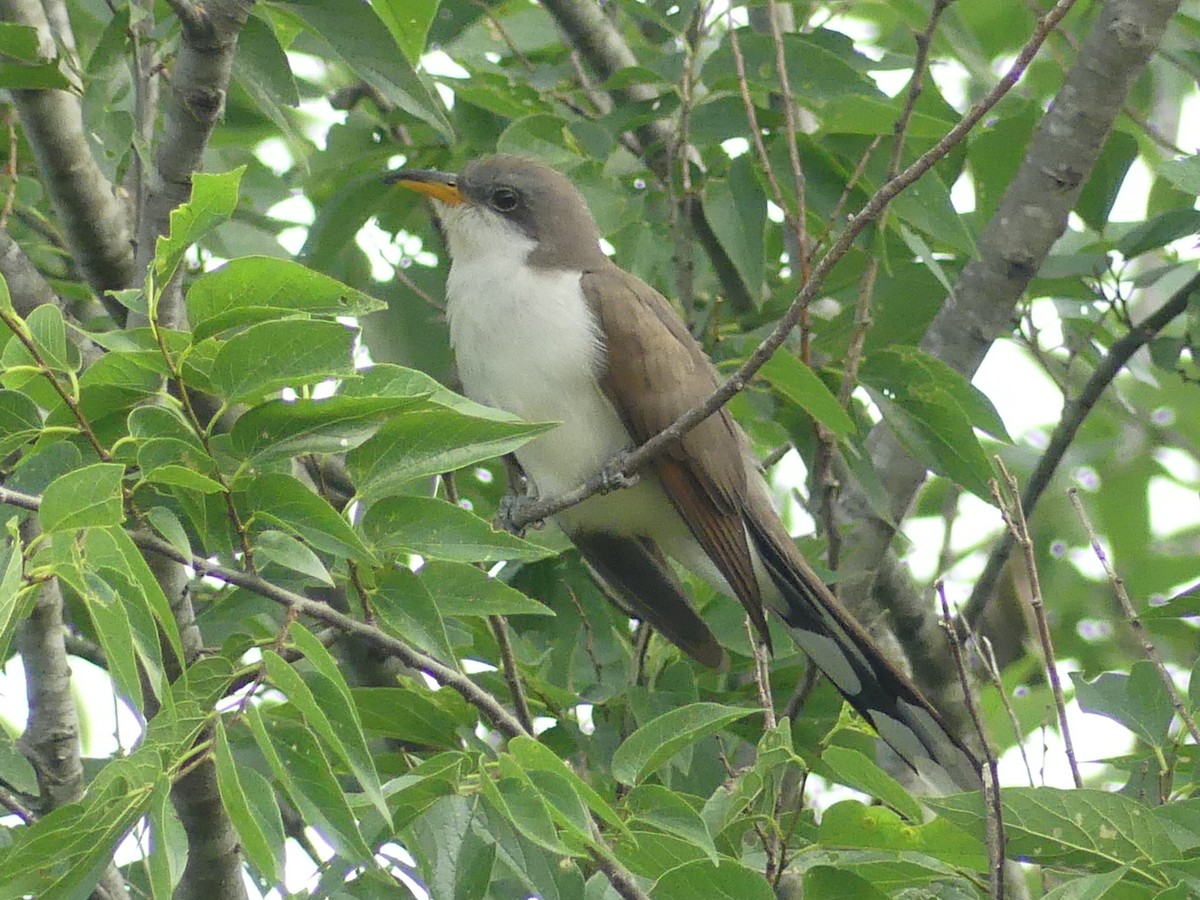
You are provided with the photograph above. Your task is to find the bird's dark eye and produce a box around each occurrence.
[490,187,520,212]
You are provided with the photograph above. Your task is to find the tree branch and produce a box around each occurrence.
[131,0,252,328]
[15,519,127,898]
[0,0,135,295]
[964,269,1200,625]
[0,484,659,900]
[835,0,1184,621]
[0,229,103,366]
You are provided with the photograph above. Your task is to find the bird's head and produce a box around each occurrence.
[387,154,606,270]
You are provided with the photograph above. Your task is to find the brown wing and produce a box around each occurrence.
[580,264,770,647]
[574,532,726,668]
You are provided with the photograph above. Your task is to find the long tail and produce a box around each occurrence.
[746,514,981,792]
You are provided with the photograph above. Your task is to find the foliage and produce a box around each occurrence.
[0,0,1197,898]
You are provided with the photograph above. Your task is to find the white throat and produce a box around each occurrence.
[440,204,621,497]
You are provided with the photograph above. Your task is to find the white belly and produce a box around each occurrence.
[445,252,692,545]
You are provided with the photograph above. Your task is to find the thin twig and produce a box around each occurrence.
[0,309,109,461]
[490,615,534,734]
[813,0,953,573]
[991,460,1082,788]
[507,0,1079,532]
[441,471,534,731]
[725,21,800,236]
[978,635,1037,787]
[1067,488,1200,746]
[965,270,1200,625]
[0,114,17,230]
[780,664,820,723]
[764,0,807,265]
[0,483,529,741]
[745,615,780,882]
[938,586,1004,899]
[745,616,777,731]
[390,263,444,311]
[565,584,603,682]
[0,779,34,824]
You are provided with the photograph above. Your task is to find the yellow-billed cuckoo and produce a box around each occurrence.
[388,155,980,790]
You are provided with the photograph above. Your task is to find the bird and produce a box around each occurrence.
[388,154,980,791]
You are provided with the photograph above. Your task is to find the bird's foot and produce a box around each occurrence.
[497,493,544,536]
[598,450,639,493]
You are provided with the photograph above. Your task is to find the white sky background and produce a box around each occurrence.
[2,17,1199,898]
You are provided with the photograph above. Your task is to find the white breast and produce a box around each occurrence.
[444,229,629,497]
[439,205,706,558]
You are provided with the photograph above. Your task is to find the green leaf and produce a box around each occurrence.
[369,0,440,66]
[362,496,553,562]
[624,785,716,861]
[508,737,624,833]
[814,746,922,821]
[870,389,994,498]
[652,859,774,900]
[817,800,986,869]
[254,529,333,584]
[1071,662,1176,749]
[229,395,428,464]
[614,829,707,881]
[889,165,976,255]
[702,155,765,303]
[759,350,854,437]
[153,168,245,292]
[1160,155,1200,195]
[39,463,125,533]
[419,560,554,617]
[288,623,391,814]
[275,0,451,139]
[232,15,302,148]
[145,779,178,900]
[819,95,953,139]
[860,346,1010,441]
[1041,867,1131,900]
[209,318,356,403]
[496,114,585,170]
[215,720,284,883]
[83,526,185,678]
[0,61,71,90]
[246,705,373,860]
[263,650,390,823]
[498,754,594,850]
[1117,208,1200,259]
[140,464,226,494]
[481,772,575,856]
[1077,131,1138,232]
[343,363,519,422]
[802,867,888,899]
[79,571,144,710]
[407,794,495,900]
[354,685,469,749]
[0,520,36,664]
[346,408,553,500]
[146,507,192,559]
[235,472,373,562]
[371,568,458,664]
[0,22,46,60]
[0,389,41,437]
[186,256,387,340]
[704,29,880,102]
[928,787,1178,877]
[611,703,760,786]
